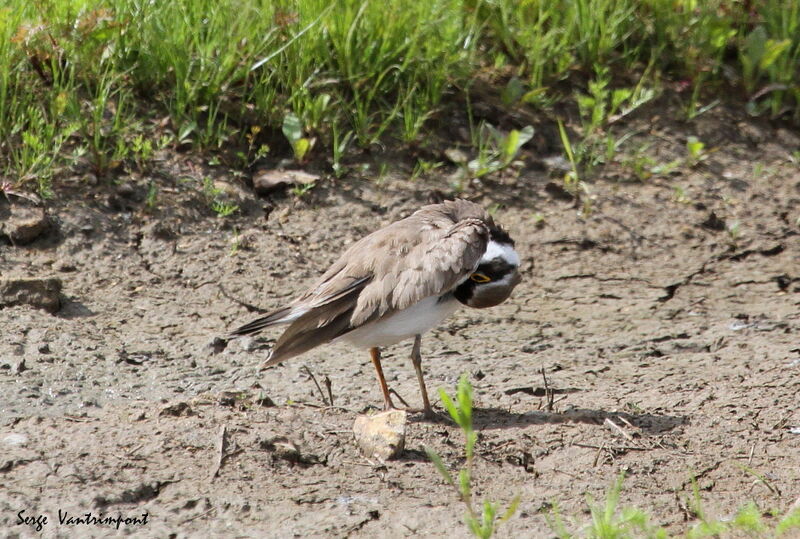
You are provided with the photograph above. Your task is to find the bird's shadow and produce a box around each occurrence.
[410,406,687,435]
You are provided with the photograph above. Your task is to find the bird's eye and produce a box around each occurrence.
[470,273,491,283]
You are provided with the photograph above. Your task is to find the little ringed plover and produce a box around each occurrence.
[231,199,521,417]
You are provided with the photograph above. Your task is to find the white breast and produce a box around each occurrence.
[338,295,460,349]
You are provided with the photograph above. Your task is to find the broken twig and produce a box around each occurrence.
[388,388,410,408]
[210,425,230,481]
[604,418,634,442]
[301,365,329,406]
[323,375,334,406]
[541,367,555,412]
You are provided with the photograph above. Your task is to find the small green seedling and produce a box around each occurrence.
[282,113,315,163]
[236,125,270,169]
[686,136,707,166]
[547,474,667,538]
[331,125,354,178]
[290,181,316,198]
[425,375,519,539]
[144,180,158,210]
[673,186,692,204]
[547,472,800,538]
[411,159,443,181]
[686,472,800,538]
[466,123,533,179]
[557,118,594,217]
[201,177,239,218]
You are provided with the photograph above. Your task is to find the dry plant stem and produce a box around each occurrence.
[604,418,634,441]
[296,401,353,413]
[179,508,216,526]
[593,441,607,467]
[125,443,144,457]
[216,284,269,313]
[323,375,334,406]
[540,367,554,412]
[210,424,228,481]
[301,365,329,406]
[389,388,410,408]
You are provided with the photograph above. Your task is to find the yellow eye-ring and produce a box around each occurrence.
[470,273,491,283]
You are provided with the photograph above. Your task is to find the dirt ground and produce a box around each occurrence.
[1,106,799,538]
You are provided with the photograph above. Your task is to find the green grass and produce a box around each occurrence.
[546,474,668,538]
[547,473,800,538]
[2,0,800,196]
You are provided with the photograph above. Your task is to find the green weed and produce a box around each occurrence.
[465,123,533,179]
[557,119,594,217]
[685,136,708,167]
[547,474,667,539]
[685,475,800,538]
[547,473,800,538]
[289,181,315,199]
[235,126,270,170]
[200,177,239,218]
[411,159,444,182]
[283,112,315,164]
[672,186,692,205]
[574,66,657,167]
[331,125,354,179]
[425,374,519,538]
[144,180,158,211]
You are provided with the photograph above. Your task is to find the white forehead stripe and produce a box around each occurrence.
[480,240,519,266]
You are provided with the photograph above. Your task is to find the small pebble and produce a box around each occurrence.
[2,433,29,447]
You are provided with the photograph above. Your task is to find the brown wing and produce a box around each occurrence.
[349,216,489,326]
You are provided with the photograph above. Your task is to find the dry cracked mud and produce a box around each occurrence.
[1,107,799,538]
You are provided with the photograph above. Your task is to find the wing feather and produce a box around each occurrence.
[350,216,489,326]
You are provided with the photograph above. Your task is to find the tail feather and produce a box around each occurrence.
[261,277,372,366]
[262,306,355,367]
[230,306,295,337]
[232,275,372,366]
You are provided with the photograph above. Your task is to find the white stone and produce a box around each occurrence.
[2,433,29,447]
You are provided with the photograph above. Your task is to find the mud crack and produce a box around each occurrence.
[657,243,785,303]
[94,479,175,508]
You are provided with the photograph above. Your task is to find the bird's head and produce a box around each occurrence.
[454,234,521,309]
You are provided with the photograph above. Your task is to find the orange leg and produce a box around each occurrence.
[369,347,395,411]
